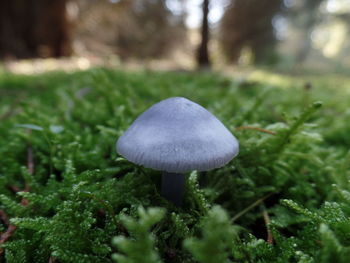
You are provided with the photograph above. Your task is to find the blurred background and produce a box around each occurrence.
[1,0,350,74]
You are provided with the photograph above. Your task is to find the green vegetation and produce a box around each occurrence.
[0,68,350,262]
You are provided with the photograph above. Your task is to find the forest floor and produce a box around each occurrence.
[0,68,350,262]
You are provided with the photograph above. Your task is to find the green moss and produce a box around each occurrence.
[0,68,349,262]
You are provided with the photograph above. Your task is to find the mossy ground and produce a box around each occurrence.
[0,68,350,262]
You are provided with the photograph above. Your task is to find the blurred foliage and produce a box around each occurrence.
[0,68,350,262]
[219,0,350,68]
[2,0,350,70]
[75,0,187,60]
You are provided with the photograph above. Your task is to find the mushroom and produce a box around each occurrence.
[116,97,239,205]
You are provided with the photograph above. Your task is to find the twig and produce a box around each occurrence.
[20,196,29,206]
[0,210,17,255]
[231,193,273,223]
[236,126,277,135]
[20,135,33,205]
[7,185,20,193]
[48,256,57,263]
[0,225,17,254]
[261,203,273,244]
[27,145,34,177]
[0,210,10,226]
[9,140,33,194]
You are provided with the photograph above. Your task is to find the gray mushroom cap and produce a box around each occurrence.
[116,97,239,173]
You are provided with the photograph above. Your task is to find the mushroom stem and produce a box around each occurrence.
[161,172,186,206]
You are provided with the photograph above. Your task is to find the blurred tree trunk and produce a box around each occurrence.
[197,0,211,68]
[0,0,72,59]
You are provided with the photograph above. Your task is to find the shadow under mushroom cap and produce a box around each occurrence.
[117,97,239,173]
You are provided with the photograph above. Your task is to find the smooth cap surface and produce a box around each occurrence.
[116,97,239,173]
